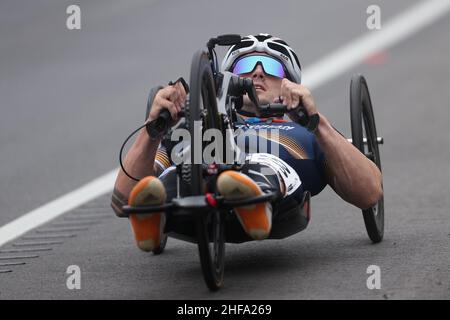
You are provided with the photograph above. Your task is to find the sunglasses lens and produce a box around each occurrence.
[262,57,285,78]
[232,56,285,78]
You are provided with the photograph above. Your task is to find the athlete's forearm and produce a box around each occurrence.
[111,128,160,214]
[314,113,383,209]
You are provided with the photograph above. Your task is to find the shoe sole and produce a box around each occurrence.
[217,171,271,240]
[128,177,166,252]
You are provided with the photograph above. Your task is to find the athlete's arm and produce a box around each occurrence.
[111,83,186,215]
[111,130,161,216]
[315,114,383,209]
[281,79,383,210]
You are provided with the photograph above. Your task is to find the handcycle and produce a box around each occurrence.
[117,34,385,291]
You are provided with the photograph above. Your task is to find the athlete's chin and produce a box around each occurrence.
[256,94,271,105]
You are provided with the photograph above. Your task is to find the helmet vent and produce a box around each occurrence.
[273,39,288,46]
[267,42,291,62]
[233,41,253,50]
[290,49,302,70]
[255,34,272,42]
[224,41,254,62]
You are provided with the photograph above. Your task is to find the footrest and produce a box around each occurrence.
[120,191,279,217]
[122,203,173,215]
[220,192,278,207]
[121,195,210,217]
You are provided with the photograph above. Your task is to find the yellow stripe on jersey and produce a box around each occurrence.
[155,148,171,170]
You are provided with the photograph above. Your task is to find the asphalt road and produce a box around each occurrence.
[1,0,449,299]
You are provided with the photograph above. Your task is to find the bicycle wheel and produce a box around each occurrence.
[350,74,384,243]
[182,50,225,291]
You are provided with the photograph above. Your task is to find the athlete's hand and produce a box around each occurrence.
[148,82,187,126]
[277,78,318,122]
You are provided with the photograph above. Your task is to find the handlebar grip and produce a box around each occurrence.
[289,105,309,127]
[258,103,286,118]
[145,77,189,139]
[258,103,309,126]
[146,109,171,138]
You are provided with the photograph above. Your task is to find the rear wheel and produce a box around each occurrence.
[182,50,225,291]
[350,74,384,243]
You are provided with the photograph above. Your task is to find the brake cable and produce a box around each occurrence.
[119,123,148,182]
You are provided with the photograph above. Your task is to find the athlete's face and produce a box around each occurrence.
[237,54,283,109]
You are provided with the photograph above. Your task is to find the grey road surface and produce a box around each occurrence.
[1,0,449,299]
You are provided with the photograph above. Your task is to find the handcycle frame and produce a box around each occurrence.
[119,34,384,291]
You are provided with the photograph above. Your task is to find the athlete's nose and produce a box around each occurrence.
[251,64,266,80]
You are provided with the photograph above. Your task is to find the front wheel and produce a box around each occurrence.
[196,210,225,291]
[350,74,384,243]
[182,50,225,291]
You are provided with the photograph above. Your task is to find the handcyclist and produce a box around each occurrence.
[111,34,383,252]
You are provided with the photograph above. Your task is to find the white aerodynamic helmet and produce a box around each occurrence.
[221,33,302,83]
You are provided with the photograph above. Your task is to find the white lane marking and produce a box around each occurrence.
[303,0,450,89]
[0,170,118,247]
[1,0,450,248]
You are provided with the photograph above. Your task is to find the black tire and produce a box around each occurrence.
[152,233,168,255]
[182,50,225,291]
[350,74,384,243]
